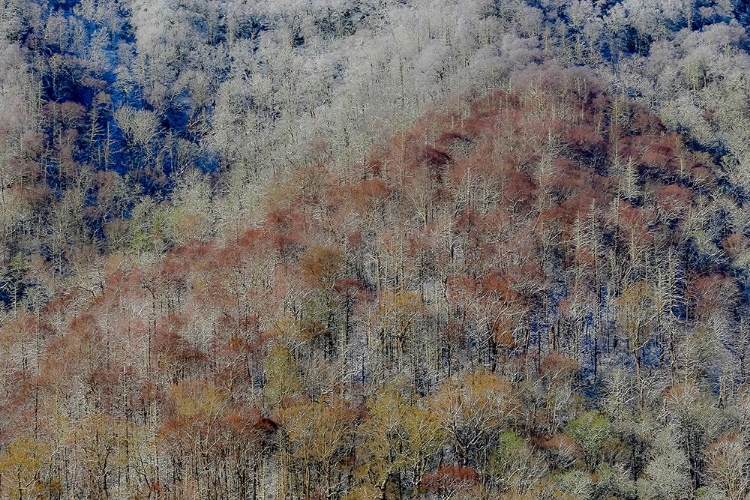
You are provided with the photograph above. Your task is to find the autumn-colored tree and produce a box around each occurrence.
[419,465,481,500]
[615,280,659,405]
[430,369,518,469]
[158,378,229,498]
[355,382,444,496]
[703,434,749,500]
[0,437,52,500]
[280,394,358,500]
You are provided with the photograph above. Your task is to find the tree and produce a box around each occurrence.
[429,368,518,469]
[565,411,621,471]
[262,340,303,409]
[158,378,229,498]
[660,383,724,493]
[280,394,357,500]
[70,413,142,498]
[636,435,693,500]
[614,280,659,406]
[355,382,444,497]
[0,437,52,500]
[374,291,426,380]
[703,434,749,500]
[419,465,481,500]
[488,432,547,494]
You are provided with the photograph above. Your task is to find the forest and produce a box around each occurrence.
[0,0,750,498]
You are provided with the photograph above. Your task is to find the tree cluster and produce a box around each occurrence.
[0,67,747,499]
[0,0,750,498]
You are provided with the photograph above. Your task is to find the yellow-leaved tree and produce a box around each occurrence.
[0,437,52,500]
[280,394,358,500]
[351,381,444,498]
[430,368,519,470]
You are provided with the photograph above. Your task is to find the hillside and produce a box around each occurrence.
[1,0,750,499]
[3,0,750,300]
[0,64,746,499]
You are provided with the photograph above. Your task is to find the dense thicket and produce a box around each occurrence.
[0,0,750,499]
[2,0,750,303]
[0,65,747,499]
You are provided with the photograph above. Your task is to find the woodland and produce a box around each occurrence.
[1,0,750,498]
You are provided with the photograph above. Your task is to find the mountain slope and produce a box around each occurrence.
[0,66,747,499]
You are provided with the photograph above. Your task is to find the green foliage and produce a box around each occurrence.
[262,343,303,407]
[553,469,594,499]
[356,382,445,495]
[594,463,637,500]
[488,432,547,494]
[565,411,621,470]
